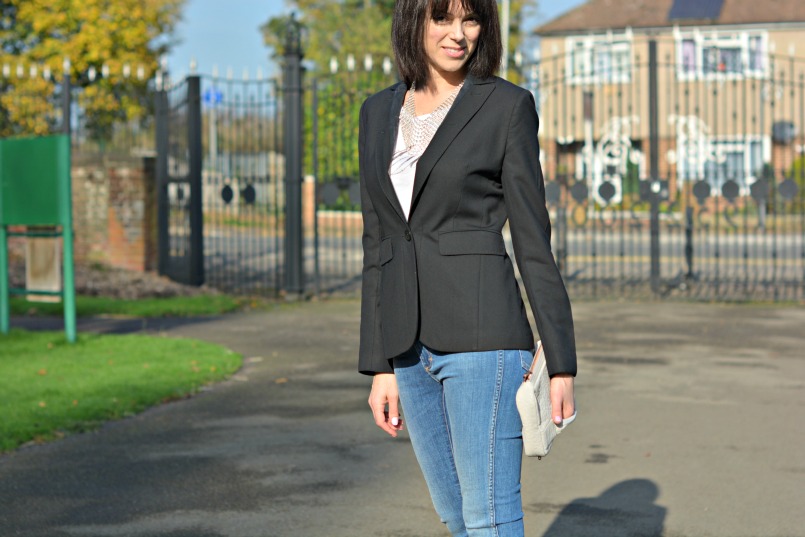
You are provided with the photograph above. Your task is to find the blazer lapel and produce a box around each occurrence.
[409,76,496,214]
[374,83,408,222]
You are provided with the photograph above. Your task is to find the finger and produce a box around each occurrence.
[563,382,576,419]
[369,397,397,437]
[387,396,403,430]
[550,382,564,425]
[369,396,391,431]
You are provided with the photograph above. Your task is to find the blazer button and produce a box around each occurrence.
[404,230,412,241]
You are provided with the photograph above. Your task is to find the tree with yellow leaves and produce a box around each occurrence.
[0,0,183,140]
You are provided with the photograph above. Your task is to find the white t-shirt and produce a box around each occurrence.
[389,113,431,221]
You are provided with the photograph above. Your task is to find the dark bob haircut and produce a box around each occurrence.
[392,0,502,89]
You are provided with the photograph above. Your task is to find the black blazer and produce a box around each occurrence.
[358,74,577,378]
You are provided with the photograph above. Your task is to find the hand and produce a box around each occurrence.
[368,373,405,437]
[549,374,575,425]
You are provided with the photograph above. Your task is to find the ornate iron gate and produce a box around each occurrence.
[309,59,397,294]
[156,76,204,286]
[155,37,805,302]
[198,75,286,295]
[533,37,805,301]
[156,73,286,294]
[154,56,395,296]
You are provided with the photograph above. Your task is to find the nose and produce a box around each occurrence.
[449,19,465,41]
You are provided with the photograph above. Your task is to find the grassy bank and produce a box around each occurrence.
[0,330,242,452]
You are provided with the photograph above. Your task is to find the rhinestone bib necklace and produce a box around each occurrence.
[393,82,464,170]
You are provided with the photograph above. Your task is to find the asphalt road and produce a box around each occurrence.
[2,300,804,537]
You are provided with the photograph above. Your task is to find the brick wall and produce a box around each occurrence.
[70,155,156,271]
[71,159,109,263]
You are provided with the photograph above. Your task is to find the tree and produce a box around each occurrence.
[261,1,537,199]
[262,1,395,71]
[0,0,183,138]
[261,0,536,79]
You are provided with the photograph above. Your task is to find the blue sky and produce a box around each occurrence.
[167,0,586,78]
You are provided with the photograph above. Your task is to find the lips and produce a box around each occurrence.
[443,47,466,59]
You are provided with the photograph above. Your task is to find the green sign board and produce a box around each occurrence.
[0,134,76,342]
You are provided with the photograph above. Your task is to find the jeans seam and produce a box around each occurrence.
[441,390,459,477]
[488,349,505,532]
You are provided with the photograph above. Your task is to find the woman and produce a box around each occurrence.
[358,0,577,535]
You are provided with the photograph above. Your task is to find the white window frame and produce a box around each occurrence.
[707,136,768,186]
[566,31,633,85]
[677,133,769,191]
[674,28,769,81]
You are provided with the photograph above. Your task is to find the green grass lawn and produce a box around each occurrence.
[10,294,247,318]
[0,330,242,452]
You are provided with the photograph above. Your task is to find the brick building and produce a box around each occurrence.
[532,0,805,206]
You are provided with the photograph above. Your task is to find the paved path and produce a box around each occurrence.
[2,300,804,537]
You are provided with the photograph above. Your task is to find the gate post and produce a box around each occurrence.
[648,40,661,294]
[186,75,205,286]
[283,15,305,297]
[155,76,169,277]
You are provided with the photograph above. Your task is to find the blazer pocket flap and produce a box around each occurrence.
[439,230,506,256]
[379,239,394,265]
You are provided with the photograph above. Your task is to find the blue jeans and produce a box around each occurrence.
[393,343,531,537]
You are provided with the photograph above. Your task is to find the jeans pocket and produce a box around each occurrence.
[416,342,435,373]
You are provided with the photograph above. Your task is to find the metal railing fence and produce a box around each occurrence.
[0,64,157,160]
[533,37,804,301]
[151,39,805,302]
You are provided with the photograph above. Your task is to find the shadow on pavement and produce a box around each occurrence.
[541,479,666,537]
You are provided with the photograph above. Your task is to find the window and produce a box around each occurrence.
[748,35,764,71]
[703,45,742,74]
[681,39,697,73]
[571,41,589,79]
[567,34,632,84]
[706,139,764,185]
[677,133,767,189]
[676,31,768,79]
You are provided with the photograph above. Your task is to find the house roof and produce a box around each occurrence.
[534,0,805,36]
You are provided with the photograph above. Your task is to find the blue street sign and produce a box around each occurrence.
[203,87,223,107]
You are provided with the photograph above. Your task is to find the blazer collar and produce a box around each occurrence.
[374,75,496,222]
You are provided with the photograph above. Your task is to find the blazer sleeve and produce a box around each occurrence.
[358,101,393,375]
[501,90,578,377]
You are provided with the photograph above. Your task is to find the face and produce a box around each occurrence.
[423,1,481,81]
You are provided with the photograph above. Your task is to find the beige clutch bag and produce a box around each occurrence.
[515,341,576,458]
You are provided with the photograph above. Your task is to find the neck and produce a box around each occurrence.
[420,68,467,96]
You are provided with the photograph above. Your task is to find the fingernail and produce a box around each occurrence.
[391,417,399,426]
